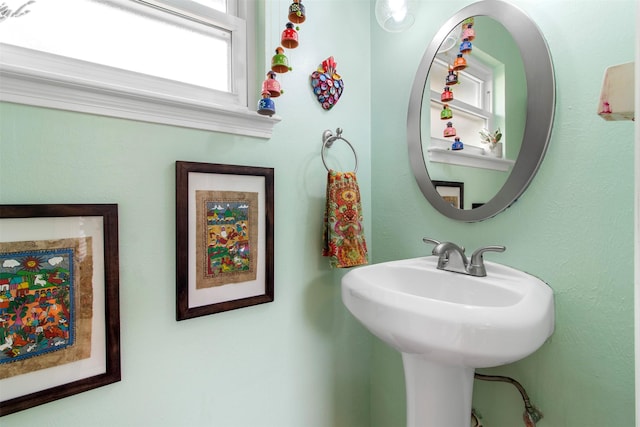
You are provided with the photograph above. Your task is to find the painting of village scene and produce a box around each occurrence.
[196,191,258,288]
[0,245,80,376]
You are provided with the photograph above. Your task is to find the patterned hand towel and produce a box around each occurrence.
[322,170,368,268]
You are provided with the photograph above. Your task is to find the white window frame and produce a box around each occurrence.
[0,0,279,138]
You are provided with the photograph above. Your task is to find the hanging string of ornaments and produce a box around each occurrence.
[257,0,305,116]
[257,0,344,116]
[441,18,475,151]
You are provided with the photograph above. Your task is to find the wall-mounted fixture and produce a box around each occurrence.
[407,0,556,222]
[374,0,416,32]
[598,62,635,121]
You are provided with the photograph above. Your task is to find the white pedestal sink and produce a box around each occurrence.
[341,256,554,427]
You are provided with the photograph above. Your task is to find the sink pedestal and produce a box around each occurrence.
[402,354,474,427]
[341,256,555,427]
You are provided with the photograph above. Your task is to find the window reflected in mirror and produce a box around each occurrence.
[421,16,527,209]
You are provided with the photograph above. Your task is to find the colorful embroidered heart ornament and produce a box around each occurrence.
[310,56,344,110]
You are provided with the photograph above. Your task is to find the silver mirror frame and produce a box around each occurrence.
[407,0,555,222]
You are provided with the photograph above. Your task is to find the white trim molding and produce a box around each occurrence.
[0,43,280,139]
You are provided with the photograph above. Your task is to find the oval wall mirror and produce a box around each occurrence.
[407,0,555,222]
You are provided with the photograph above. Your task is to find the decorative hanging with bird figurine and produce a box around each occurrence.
[262,70,283,98]
[440,16,481,150]
[257,0,307,116]
[271,47,291,74]
[288,0,305,23]
[258,91,277,116]
[281,22,299,48]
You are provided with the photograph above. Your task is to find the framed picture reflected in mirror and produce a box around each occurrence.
[433,180,464,209]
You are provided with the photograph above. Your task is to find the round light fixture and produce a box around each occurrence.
[375,0,416,32]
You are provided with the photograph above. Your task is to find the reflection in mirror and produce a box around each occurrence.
[407,0,555,222]
[421,16,527,209]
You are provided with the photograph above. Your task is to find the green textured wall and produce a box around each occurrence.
[0,1,373,425]
[370,1,636,426]
[1,0,636,426]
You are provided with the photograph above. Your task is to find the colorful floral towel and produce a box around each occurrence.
[322,170,368,268]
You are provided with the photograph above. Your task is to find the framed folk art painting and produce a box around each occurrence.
[0,204,120,416]
[175,161,274,321]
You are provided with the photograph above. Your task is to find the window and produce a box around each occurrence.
[0,0,278,138]
[428,54,496,152]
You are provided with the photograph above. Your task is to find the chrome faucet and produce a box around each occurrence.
[423,237,505,277]
[432,241,468,273]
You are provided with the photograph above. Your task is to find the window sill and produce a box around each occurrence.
[0,44,280,139]
[427,139,514,172]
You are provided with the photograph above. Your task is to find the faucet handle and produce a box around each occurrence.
[422,237,466,256]
[468,245,506,277]
[423,238,443,262]
[422,237,441,246]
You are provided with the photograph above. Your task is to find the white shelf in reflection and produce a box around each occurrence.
[427,139,515,172]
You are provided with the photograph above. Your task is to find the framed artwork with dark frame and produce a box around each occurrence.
[0,204,120,416]
[433,180,464,209]
[176,161,274,321]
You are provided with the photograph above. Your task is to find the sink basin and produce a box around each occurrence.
[342,256,554,367]
[341,256,554,427]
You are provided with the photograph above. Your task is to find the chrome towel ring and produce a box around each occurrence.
[321,128,358,173]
